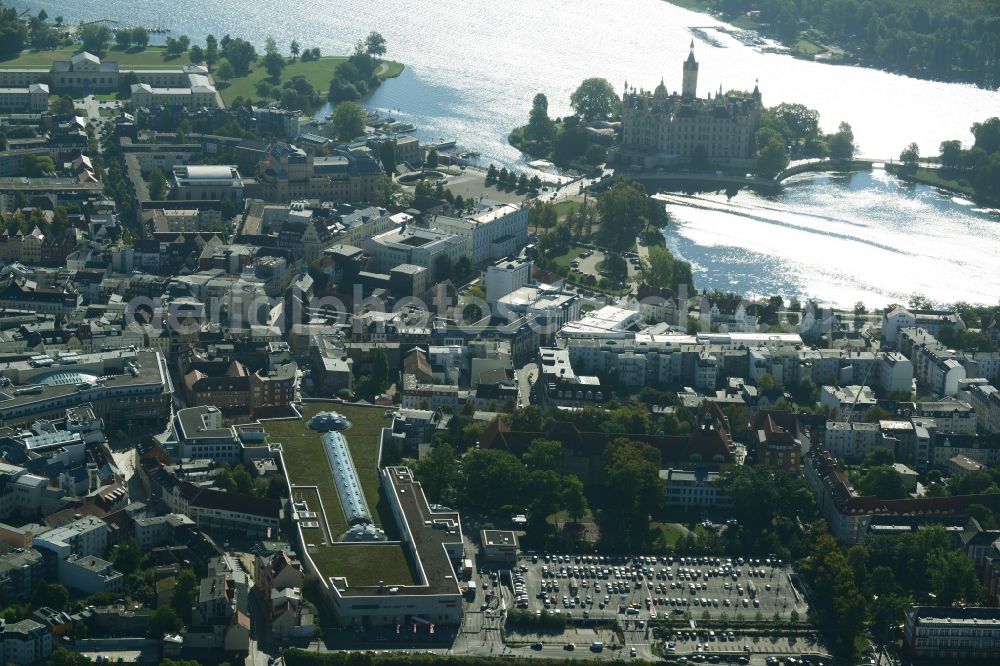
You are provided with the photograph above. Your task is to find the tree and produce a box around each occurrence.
[426,148,438,169]
[461,448,526,512]
[569,77,620,121]
[332,101,366,141]
[757,136,790,177]
[219,195,236,220]
[115,29,132,49]
[263,37,285,80]
[561,474,589,522]
[148,607,183,638]
[604,438,663,549]
[148,167,167,200]
[857,465,907,499]
[526,92,555,143]
[48,649,93,666]
[939,139,962,169]
[171,569,198,624]
[215,59,234,82]
[110,538,144,575]
[414,444,460,504]
[900,142,920,167]
[829,122,856,160]
[929,549,983,606]
[374,173,402,207]
[800,531,867,656]
[364,31,387,57]
[79,24,112,53]
[972,117,1000,155]
[863,447,895,467]
[131,27,149,48]
[0,5,28,57]
[585,143,607,167]
[603,253,628,285]
[205,34,219,67]
[21,154,55,177]
[524,439,562,473]
[50,95,75,116]
[223,38,257,76]
[596,178,664,249]
[164,37,184,57]
[863,405,892,423]
[290,40,300,60]
[768,102,821,143]
[31,582,69,611]
[189,45,205,64]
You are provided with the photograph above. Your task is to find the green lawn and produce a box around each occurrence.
[219,56,345,105]
[0,46,404,111]
[794,38,826,56]
[652,522,687,547]
[262,402,395,537]
[0,45,196,69]
[552,199,582,220]
[220,55,404,106]
[309,542,415,587]
[894,166,980,199]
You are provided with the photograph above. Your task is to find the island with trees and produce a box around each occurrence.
[890,116,1000,204]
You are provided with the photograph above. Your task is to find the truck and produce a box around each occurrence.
[465,580,477,599]
[747,580,757,599]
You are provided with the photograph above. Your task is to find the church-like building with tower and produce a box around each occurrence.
[618,42,763,168]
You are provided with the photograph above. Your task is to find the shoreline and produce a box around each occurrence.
[660,0,995,89]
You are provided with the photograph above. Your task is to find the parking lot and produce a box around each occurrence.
[568,248,641,284]
[664,631,828,662]
[506,553,807,626]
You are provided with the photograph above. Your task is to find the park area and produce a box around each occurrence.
[261,402,416,586]
[0,44,403,109]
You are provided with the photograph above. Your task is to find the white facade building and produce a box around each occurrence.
[485,257,532,303]
[431,202,528,266]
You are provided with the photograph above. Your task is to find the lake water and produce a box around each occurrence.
[11,0,1000,305]
[659,169,1000,308]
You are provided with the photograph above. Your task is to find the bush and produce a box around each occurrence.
[506,609,566,632]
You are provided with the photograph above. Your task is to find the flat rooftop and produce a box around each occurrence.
[482,529,518,547]
[379,466,462,596]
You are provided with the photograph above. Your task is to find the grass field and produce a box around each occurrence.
[309,543,415,587]
[218,56,347,105]
[0,45,403,110]
[0,46,196,69]
[794,38,826,56]
[552,199,583,220]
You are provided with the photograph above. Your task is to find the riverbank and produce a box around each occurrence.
[661,0,996,87]
[885,164,1000,208]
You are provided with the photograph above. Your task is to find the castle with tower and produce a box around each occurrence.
[619,42,763,168]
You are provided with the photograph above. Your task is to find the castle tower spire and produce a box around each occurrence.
[682,41,699,98]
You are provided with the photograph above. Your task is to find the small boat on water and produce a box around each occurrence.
[431,139,457,150]
[528,159,556,170]
[387,122,416,133]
